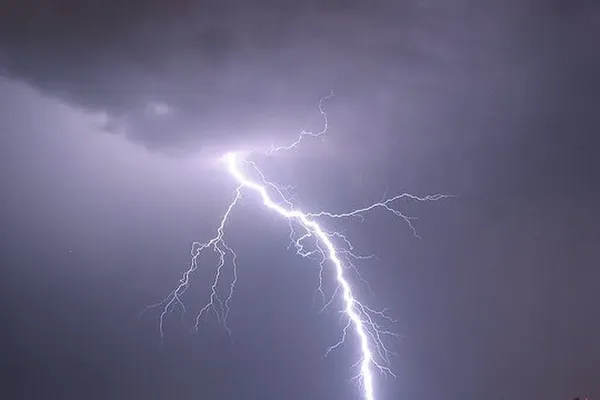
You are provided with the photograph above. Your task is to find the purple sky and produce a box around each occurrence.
[1,1,599,399]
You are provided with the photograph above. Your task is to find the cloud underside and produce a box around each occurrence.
[1,1,598,153]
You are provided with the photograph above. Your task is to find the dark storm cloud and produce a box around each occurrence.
[3,0,598,156]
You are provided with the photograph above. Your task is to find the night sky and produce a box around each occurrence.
[1,1,599,399]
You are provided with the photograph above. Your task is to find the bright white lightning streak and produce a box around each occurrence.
[149,95,450,400]
[225,151,378,400]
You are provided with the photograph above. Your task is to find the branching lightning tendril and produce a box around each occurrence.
[147,93,449,400]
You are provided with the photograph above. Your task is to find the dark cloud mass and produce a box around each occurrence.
[1,0,597,155]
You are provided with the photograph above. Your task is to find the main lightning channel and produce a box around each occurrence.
[225,151,377,400]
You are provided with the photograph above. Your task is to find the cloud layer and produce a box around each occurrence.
[3,1,596,153]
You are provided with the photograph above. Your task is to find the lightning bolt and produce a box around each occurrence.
[147,94,450,400]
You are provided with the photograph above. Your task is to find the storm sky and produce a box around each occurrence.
[1,1,599,399]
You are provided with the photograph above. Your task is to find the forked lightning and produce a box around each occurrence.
[149,94,449,400]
